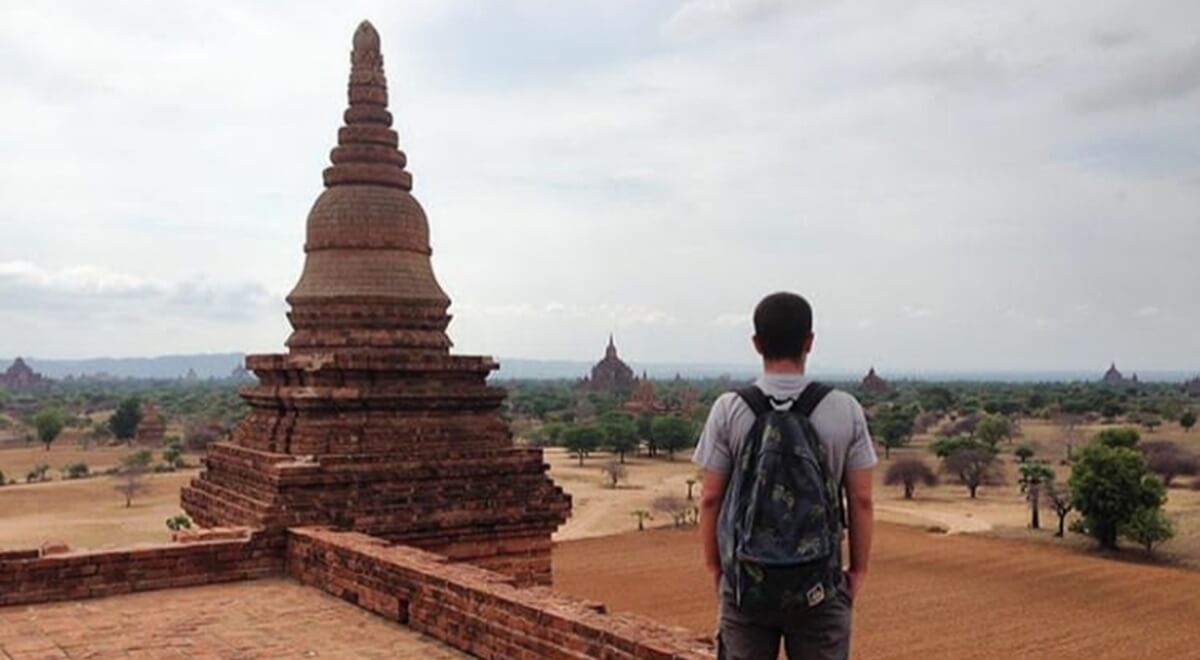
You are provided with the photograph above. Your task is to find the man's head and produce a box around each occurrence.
[752,292,814,366]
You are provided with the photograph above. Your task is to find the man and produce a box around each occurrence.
[694,292,877,660]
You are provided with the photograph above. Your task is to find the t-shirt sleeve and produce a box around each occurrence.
[845,397,878,471]
[692,393,735,475]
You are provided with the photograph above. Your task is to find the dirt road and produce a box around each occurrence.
[554,523,1200,659]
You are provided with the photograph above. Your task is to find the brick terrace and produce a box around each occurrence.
[0,579,465,660]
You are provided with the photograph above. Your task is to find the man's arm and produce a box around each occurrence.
[699,469,729,592]
[844,466,874,599]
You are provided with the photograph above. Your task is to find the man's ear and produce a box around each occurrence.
[803,332,816,354]
[751,335,764,356]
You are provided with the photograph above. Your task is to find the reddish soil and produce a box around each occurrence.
[553,523,1200,659]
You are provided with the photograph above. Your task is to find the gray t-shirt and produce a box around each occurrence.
[692,373,878,482]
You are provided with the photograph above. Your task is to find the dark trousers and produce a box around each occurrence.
[717,585,852,660]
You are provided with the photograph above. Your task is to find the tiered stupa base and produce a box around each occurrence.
[182,352,570,586]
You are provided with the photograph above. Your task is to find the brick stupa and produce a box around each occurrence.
[182,21,571,586]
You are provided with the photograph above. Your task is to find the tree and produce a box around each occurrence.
[1140,441,1199,487]
[636,415,655,456]
[114,451,152,508]
[1069,442,1165,550]
[108,397,143,443]
[161,438,186,470]
[1014,442,1036,464]
[1181,410,1197,433]
[884,458,939,499]
[598,413,638,463]
[1044,481,1074,537]
[1094,427,1139,450]
[685,477,697,501]
[942,448,1004,499]
[562,425,603,467]
[650,416,695,461]
[871,404,917,459]
[975,414,1015,448]
[1120,507,1174,555]
[166,514,193,532]
[631,510,653,532]
[1018,462,1055,530]
[600,459,628,488]
[930,435,989,459]
[32,408,65,452]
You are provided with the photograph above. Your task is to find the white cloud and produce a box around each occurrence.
[711,313,749,327]
[1136,305,1160,318]
[661,0,797,40]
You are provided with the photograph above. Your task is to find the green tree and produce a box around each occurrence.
[1018,462,1055,529]
[562,425,603,467]
[871,404,917,459]
[162,438,186,470]
[1069,442,1165,549]
[930,435,991,459]
[636,414,656,456]
[32,407,65,452]
[108,397,143,443]
[598,412,638,463]
[1120,507,1174,555]
[1181,410,1197,433]
[650,416,695,461]
[1094,427,1139,450]
[975,414,1015,448]
[942,447,1004,499]
[1014,442,1036,464]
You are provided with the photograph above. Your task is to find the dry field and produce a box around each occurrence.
[554,524,1200,659]
[0,444,197,550]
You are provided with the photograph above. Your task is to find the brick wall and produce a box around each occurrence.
[0,528,282,607]
[287,527,714,659]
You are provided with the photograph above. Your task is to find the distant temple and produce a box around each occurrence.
[1102,362,1138,386]
[1185,376,1200,397]
[135,402,166,446]
[0,357,48,390]
[622,372,701,417]
[576,334,636,393]
[859,366,890,394]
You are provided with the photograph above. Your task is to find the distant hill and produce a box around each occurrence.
[8,354,246,380]
[3,354,1195,383]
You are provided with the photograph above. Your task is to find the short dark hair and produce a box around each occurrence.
[753,292,813,360]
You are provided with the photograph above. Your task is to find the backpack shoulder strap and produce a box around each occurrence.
[790,381,833,418]
[734,385,772,416]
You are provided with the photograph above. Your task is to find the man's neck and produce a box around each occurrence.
[762,358,806,375]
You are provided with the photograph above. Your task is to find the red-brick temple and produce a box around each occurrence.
[860,366,890,394]
[576,334,636,392]
[0,358,47,391]
[181,21,570,586]
[134,402,166,446]
[2,22,711,659]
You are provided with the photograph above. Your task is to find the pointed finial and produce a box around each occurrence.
[353,20,380,53]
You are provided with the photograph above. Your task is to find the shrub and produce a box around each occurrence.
[165,514,193,532]
[1014,442,1036,463]
[62,462,90,479]
[25,464,50,483]
[600,460,628,488]
[1120,507,1174,555]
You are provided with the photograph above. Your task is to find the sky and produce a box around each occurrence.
[1,0,1198,373]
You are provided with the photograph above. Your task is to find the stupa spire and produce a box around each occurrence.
[285,20,450,355]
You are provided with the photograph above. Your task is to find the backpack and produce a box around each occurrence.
[718,382,843,613]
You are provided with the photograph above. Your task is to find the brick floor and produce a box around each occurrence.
[0,579,466,659]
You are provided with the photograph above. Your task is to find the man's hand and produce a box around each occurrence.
[708,564,723,593]
[844,569,866,601]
